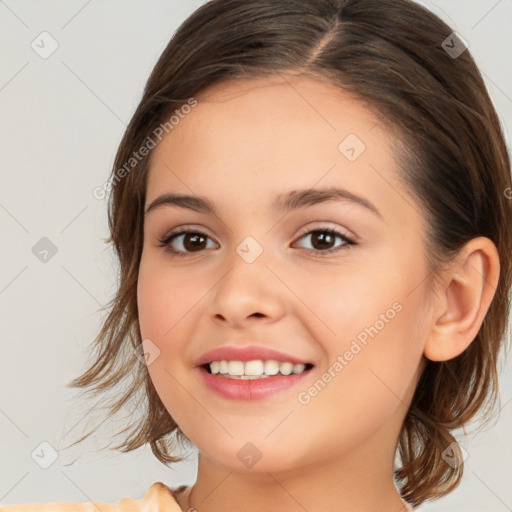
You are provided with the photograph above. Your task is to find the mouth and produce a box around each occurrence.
[194,345,315,400]
[198,359,315,400]
[202,360,315,379]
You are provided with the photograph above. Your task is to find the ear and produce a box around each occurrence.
[424,237,500,362]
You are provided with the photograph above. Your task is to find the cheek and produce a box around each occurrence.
[137,257,203,340]
[305,243,426,343]
[137,260,199,429]
[291,249,426,396]
[290,283,425,457]
[282,257,402,343]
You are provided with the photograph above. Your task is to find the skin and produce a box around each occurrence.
[137,74,500,512]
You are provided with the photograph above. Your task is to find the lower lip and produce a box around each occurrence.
[197,366,312,400]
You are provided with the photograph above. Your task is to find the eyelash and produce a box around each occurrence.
[157,226,357,258]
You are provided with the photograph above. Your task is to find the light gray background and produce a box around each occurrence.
[1,1,511,510]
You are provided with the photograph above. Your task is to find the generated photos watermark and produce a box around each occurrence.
[93,97,198,200]
[297,300,403,405]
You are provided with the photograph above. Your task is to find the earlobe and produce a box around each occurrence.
[424,237,500,362]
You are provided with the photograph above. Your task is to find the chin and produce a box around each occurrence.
[192,434,306,474]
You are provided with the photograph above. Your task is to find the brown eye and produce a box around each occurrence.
[310,231,337,250]
[181,233,208,252]
[293,229,355,255]
[158,229,219,256]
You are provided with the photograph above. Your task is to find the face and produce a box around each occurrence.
[137,75,430,474]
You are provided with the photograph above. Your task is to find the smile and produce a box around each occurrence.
[206,359,312,378]
[199,360,314,400]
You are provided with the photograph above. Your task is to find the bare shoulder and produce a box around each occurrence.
[0,481,184,512]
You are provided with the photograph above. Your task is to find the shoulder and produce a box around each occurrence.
[138,481,186,510]
[0,481,185,512]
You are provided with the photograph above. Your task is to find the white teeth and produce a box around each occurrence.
[280,362,293,375]
[224,374,270,380]
[206,359,310,377]
[245,360,264,376]
[292,364,305,374]
[264,359,280,375]
[228,361,245,376]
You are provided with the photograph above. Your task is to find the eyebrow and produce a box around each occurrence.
[145,187,383,220]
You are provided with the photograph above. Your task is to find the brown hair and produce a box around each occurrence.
[66,0,512,507]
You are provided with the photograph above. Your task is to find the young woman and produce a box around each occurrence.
[3,0,510,510]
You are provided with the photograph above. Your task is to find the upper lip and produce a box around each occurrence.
[194,345,313,367]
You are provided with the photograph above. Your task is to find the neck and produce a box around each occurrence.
[181,422,411,512]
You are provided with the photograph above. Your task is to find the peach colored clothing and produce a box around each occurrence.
[0,482,185,512]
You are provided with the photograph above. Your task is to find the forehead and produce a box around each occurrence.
[145,75,414,226]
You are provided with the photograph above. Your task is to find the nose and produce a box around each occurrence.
[207,247,286,328]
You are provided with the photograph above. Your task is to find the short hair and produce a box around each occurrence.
[67,0,512,507]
